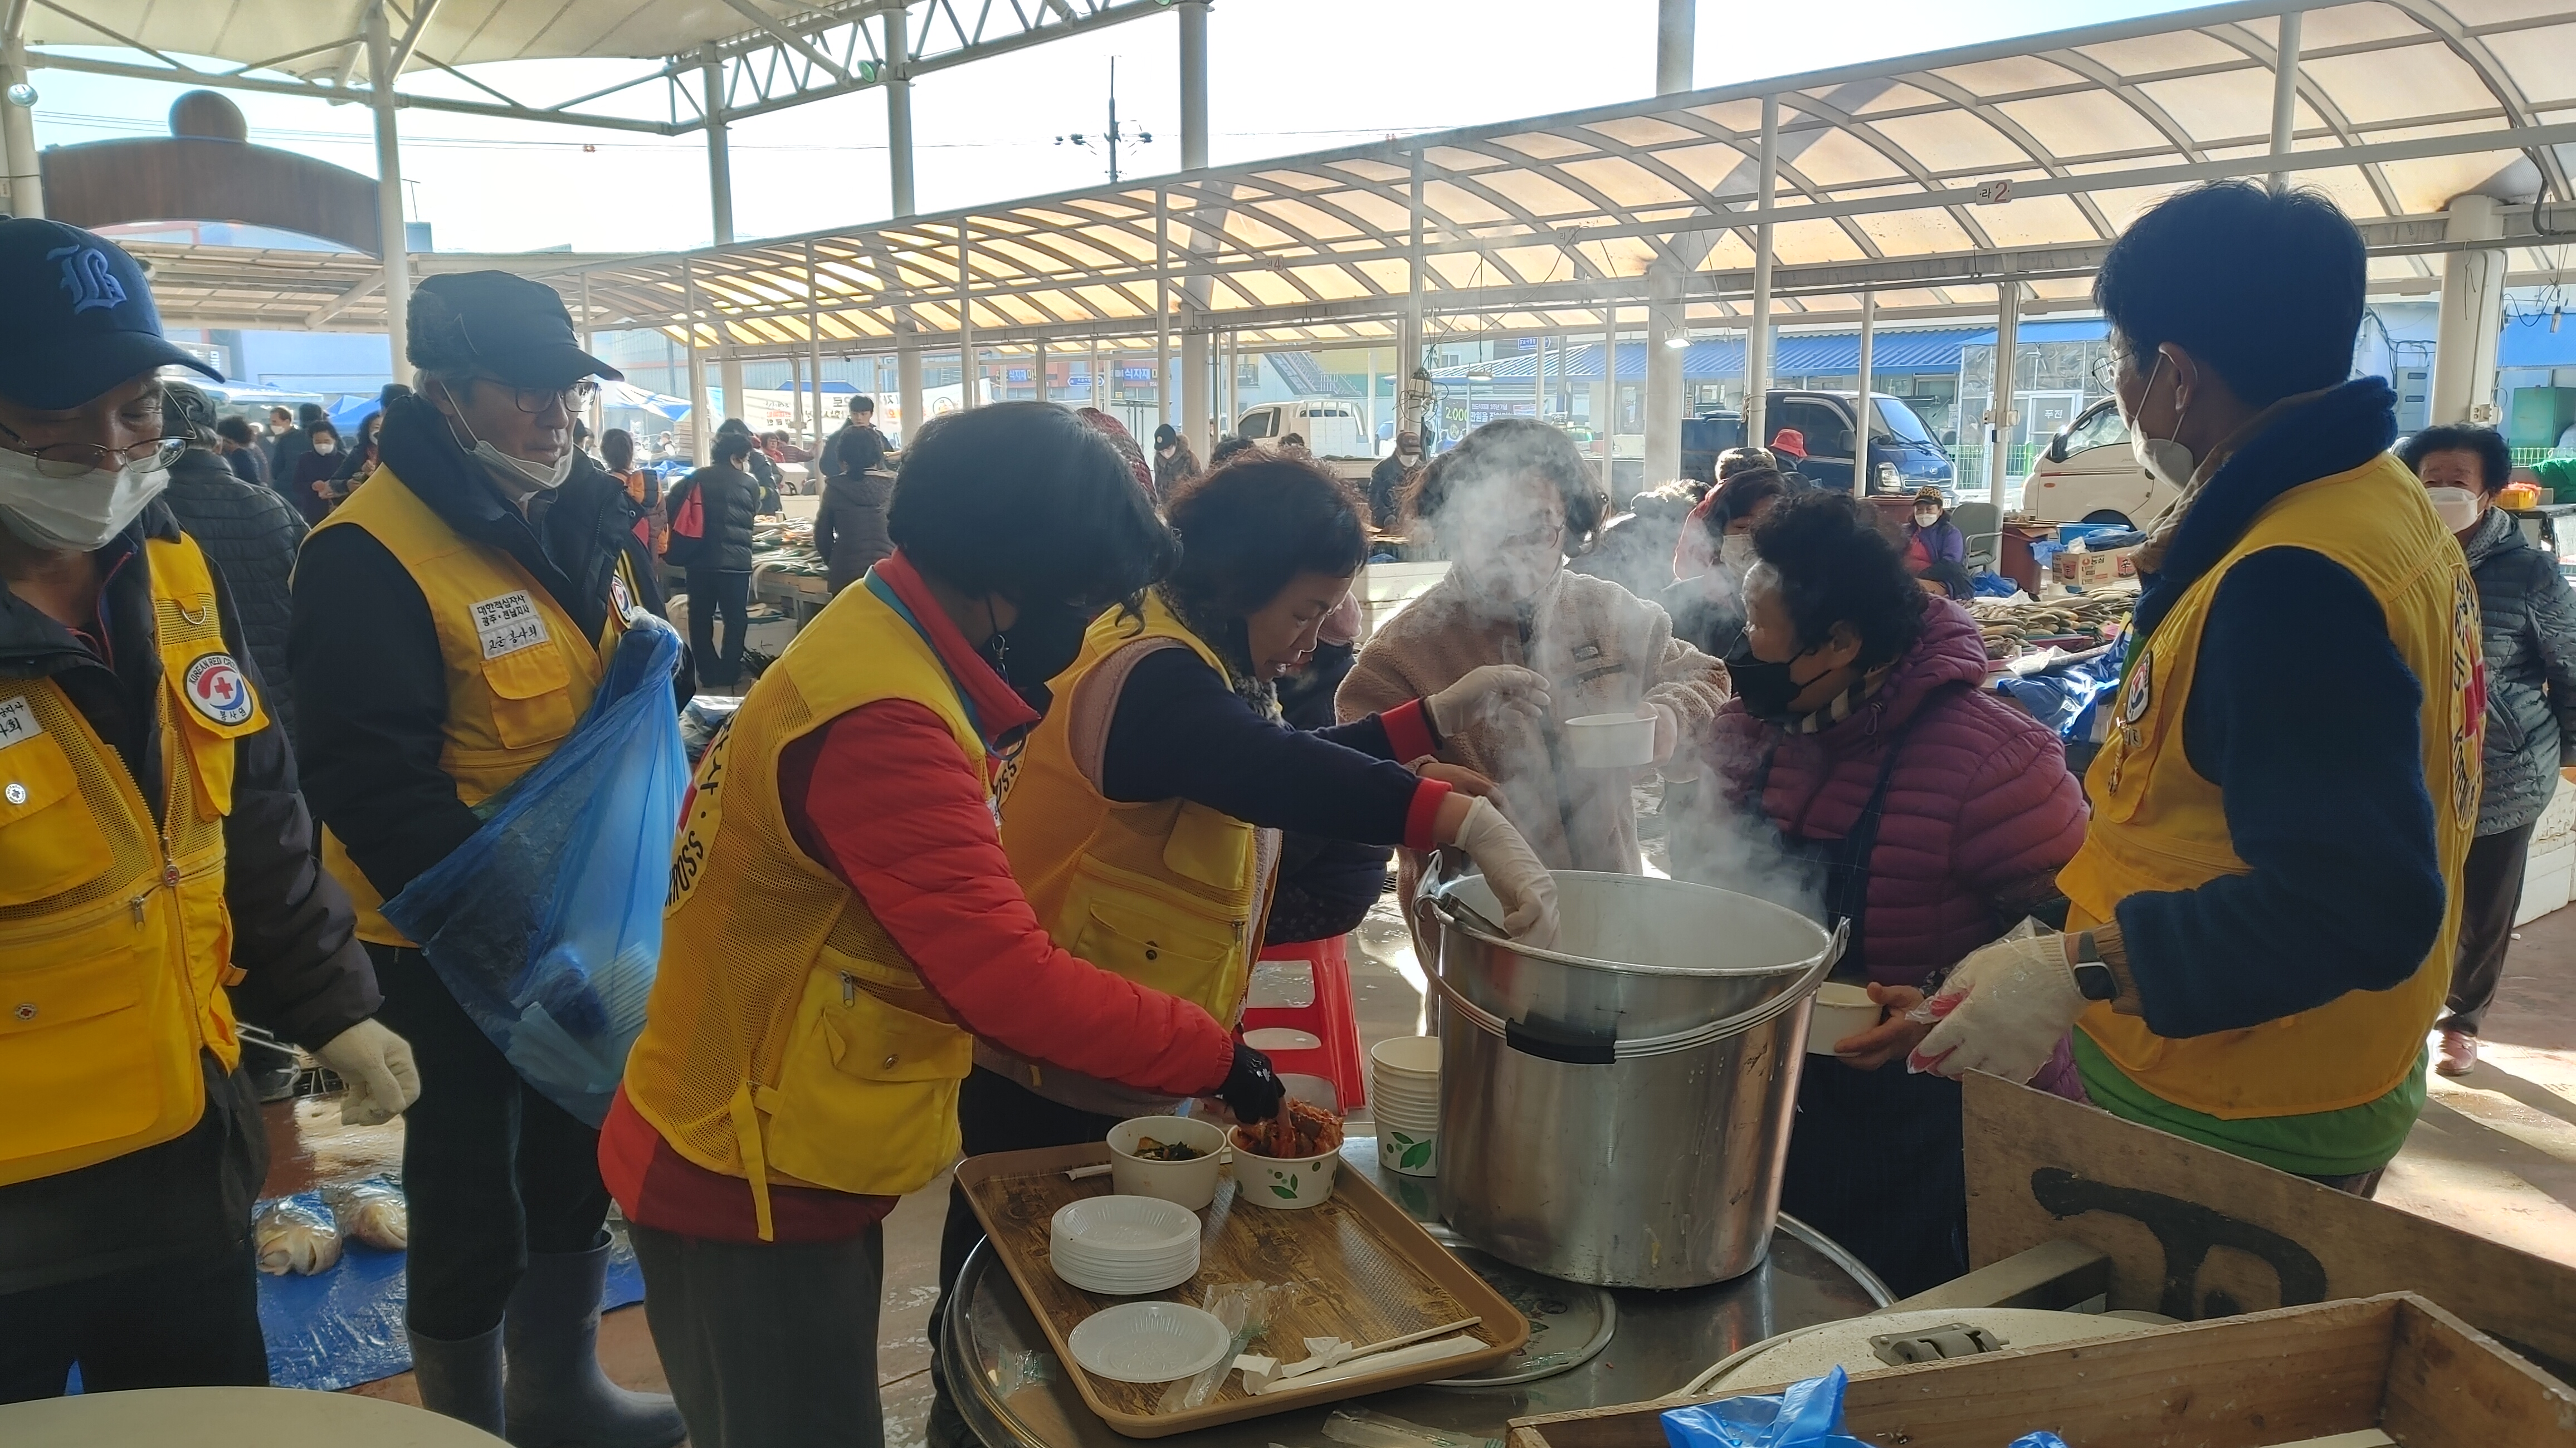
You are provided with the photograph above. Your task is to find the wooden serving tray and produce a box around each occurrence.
[956,1142,1530,1439]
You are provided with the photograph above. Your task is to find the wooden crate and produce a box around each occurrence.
[1509,1292,2575,1448]
[957,1142,1528,1439]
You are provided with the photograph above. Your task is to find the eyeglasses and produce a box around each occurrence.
[481,378,598,415]
[2089,353,2124,395]
[0,418,187,479]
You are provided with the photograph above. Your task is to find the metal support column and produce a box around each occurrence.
[1179,1,1209,170]
[1855,291,1876,487]
[1535,335,1547,421]
[702,45,733,244]
[885,6,915,216]
[1988,266,2018,505]
[1396,152,1430,442]
[1,1,43,220]
[2431,194,2506,425]
[2268,10,2302,193]
[1645,266,1684,485]
[365,3,410,375]
[1601,308,1619,459]
[804,240,826,442]
[956,229,976,408]
[682,263,710,465]
[578,273,599,434]
[1745,94,1780,454]
[1156,190,1174,427]
[1035,338,1050,404]
[1655,0,1694,95]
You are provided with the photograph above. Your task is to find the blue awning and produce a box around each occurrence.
[1955,319,2109,346]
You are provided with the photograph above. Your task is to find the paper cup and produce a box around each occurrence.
[1378,1124,1438,1177]
[1806,981,1885,1056]
[1563,712,1656,768]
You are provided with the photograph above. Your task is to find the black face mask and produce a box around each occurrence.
[983,600,1092,713]
[1731,645,1827,721]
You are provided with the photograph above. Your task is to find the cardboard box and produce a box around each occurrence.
[2052,542,2139,588]
[1509,1293,2576,1448]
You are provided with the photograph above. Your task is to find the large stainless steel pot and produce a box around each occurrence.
[1419,864,1840,1290]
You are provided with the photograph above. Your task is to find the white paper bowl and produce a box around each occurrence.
[1563,712,1656,768]
[1806,981,1885,1056]
[1232,1139,1340,1209]
[1104,1116,1229,1212]
[1066,1302,1235,1384]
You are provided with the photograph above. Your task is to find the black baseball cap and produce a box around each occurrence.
[0,219,223,409]
[411,271,622,388]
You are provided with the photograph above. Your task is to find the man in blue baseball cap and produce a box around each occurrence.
[291,271,682,1444]
[0,221,418,1398]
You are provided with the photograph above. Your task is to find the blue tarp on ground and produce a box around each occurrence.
[252,1192,646,1392]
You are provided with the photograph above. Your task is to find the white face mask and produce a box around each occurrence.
[0,449,170,552]
[2426,486,2483,532]
[1398,448,1420,462]
[312,438,337,456]
[1914,510,1940,527]
[2125,351,2196,491]
[445,388,577,493]
[1718,532,1758,577]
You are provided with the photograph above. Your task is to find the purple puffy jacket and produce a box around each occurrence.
[1705,595,2087,990]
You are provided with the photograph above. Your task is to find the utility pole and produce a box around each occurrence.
[1056,57,1152,184]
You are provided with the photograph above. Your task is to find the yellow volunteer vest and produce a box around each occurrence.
[306,465,630,944]
[998,591,1263,1028]
[2061,453,2477,1119]
[0,533,269,1186]
[622,580,978,1239]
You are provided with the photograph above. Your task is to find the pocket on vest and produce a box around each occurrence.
[764,967,970,1195]
[482,645,579,750]
[1070,887,1236,1007]
[0,731,115,906]
[0,948,193,1181]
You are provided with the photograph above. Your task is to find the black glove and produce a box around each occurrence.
[1218,1041,1285,1124]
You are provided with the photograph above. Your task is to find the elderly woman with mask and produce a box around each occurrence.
[2402,424,2576,1078]
[1340,418,1730,919]
[1702,490,2087,1295]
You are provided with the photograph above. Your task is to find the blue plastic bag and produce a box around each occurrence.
[1661,1367,1871,1448]
[382,615,689,1126]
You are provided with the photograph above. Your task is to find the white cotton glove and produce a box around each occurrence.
[1424,664,1551,737]
[313,1019,423,1127]
[1442,796,1559,948]
[1643,701,1679,764]
[1907,933,2087,1084]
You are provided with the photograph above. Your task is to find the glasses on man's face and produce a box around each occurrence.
[0,416,187,479]
[491,378,599,415]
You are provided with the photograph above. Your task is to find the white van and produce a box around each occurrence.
[1235,400,1376,461]
[2021,397,2174,529]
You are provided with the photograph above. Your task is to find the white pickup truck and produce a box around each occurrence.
[1234,400,1382,483]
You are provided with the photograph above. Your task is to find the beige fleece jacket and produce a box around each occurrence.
[1336,565,1730,874]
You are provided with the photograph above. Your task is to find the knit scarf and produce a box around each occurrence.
[1787,662,1895,736]
[1153,582,1282,722]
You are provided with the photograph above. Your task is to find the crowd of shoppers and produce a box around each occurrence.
[0,167,2554,1448]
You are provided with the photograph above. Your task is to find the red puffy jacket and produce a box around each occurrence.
[1705,596,2087,990]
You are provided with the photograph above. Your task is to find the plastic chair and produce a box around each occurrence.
[1236,934,1367,1114]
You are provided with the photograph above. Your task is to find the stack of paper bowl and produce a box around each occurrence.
[1049,1196,1201,1297]
[1370,1035,1440,1177]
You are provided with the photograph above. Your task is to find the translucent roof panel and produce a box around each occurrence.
[111,2,2576,351]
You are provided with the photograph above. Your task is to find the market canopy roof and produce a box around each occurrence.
[111,1,2576,355]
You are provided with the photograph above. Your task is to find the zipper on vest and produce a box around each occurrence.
[841,972,857,1006]
[130,829,178,925]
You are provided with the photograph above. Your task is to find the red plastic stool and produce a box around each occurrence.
[1237,934,1367,1114]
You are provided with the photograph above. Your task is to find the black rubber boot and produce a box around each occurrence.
[409,1324,506,1435]
[502,1237,686,1448]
